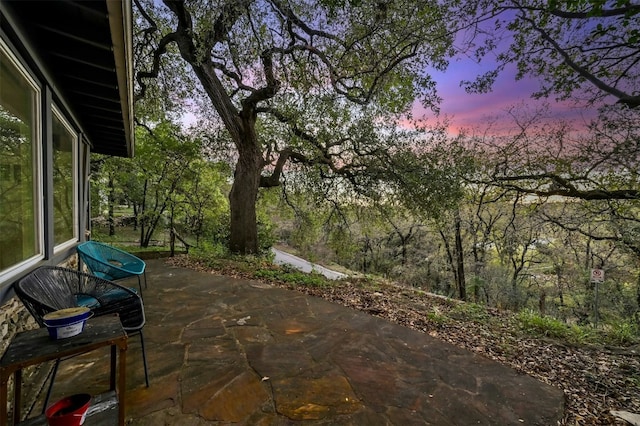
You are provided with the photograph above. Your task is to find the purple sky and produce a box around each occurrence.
[418,57,598,135]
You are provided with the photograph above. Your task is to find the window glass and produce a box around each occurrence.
[52,108,77,247]
[0,44,41,273]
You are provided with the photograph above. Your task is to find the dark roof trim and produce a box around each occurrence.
[0,0,134,158]
[106,0,134,157]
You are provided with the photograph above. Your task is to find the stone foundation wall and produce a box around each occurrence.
[1,296,44,420]
[1,296,38,354]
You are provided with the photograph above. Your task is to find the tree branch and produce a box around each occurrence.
[159,0,248,142]
[489,173,640,200]
[518,13,640,108]
[241,49,282,111]
[549,4,640,19]
[268,0,343,45]
[260,148,309,187]
[135,32,178,102]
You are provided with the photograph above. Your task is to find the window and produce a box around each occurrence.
[52,107,78,250]
[0,41,42,277]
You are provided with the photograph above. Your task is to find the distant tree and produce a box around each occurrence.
[89,155,129,236]
[435,209,467,300]
[461,183,506,304]
[132,121,203,247]
[463,104,640,316]
[175,161,230,245]
[368,129,476,298]
[134,0,459,254]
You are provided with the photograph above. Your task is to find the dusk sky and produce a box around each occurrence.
[424,56,600,135]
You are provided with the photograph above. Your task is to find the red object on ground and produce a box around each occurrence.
[45,393,91,426]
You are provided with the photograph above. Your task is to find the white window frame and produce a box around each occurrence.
[0,38,44,282]
[51,105,79,253]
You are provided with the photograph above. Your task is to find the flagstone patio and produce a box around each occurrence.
[29,258,564,425]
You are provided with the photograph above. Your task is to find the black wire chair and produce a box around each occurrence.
[13,266,149,410]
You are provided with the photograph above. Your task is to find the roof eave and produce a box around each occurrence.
[106,0,134,158]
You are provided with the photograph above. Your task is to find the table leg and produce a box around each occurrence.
[110,345,116,391]
[118,345,126,426]
[13,369,22,424]
[1,372,9,426]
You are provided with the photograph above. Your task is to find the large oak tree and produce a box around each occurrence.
[134,0,457,253]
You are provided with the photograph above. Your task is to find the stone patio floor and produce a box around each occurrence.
[32,258,564,425]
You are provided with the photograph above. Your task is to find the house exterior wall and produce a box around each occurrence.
[0,1,132,418]
[0,8,92,304]
[0,7,92,413]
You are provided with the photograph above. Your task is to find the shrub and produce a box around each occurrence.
[191,240,229,260]
[602,320,639,346]
[254,265,329,288]
[516,309,570,340]
[450,302,490,322]
[426,307,449,325]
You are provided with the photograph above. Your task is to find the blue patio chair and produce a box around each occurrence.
[13,266,149,411]
[76,241,147,296]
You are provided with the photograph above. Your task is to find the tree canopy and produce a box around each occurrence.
[134,0,460,253]
[459,0,640,108]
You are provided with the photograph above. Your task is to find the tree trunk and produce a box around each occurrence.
[636,267,640,315]
[511,273,519,311]
[132,203,138,231]
[539,290,546,315]
[361,236,372,273]
[454,210,466,301]
[439,229,456,298]
[139,180,148,248]
[471,237,487,303]
[108,175,115,236]
[228,127,263,254]
[556,266,564,307]
[169,203,175,257]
